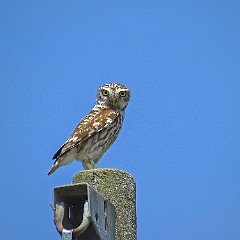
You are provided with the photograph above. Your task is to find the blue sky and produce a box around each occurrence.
[1,1,240,239]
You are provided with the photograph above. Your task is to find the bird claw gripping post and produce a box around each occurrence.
[52,183,115,240]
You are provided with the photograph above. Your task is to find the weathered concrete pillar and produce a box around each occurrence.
[72,168,136,240]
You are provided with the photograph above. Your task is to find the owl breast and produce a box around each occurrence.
[76,112,124,164]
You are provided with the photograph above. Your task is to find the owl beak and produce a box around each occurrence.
[110,97,117,105]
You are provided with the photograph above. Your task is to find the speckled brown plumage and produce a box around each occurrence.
[47,83,130,175]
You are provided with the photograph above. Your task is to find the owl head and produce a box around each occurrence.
[96,83,130,111]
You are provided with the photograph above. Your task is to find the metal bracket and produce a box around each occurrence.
[52,183,115,240]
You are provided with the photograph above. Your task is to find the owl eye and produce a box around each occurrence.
[102,89,109,96]
[119,91,127,97]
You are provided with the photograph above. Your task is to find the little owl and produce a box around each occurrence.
[47,83,130,175]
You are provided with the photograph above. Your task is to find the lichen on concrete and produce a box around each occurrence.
[72,168,136,240]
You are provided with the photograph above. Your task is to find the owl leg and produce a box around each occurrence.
[82,159,96,170]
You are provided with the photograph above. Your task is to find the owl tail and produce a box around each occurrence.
[47,160,60,175]
[47,154,75,175]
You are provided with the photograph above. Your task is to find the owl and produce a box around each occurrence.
[47,83,130,175]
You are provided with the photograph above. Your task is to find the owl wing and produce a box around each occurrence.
[53,108,119,160]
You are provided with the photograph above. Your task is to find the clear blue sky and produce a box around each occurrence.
[1,1,240,239]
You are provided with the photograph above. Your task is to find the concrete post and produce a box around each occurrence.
[72,168,136,240]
